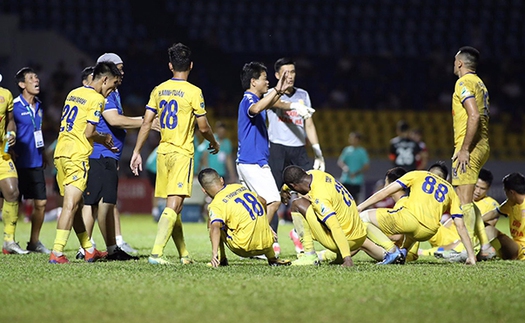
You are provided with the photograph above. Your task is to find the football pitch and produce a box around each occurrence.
[1,215,523,323]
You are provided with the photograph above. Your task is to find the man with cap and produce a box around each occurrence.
[80,53,143,260]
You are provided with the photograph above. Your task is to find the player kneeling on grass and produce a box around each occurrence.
[281,166,396,267]
[198,168,291,267]
[482,173,525,260]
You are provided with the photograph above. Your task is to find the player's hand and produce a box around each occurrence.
[452,149,470,174]
[271,228,278,242]
[151,117,161,132]
[208,140,220,154]
[313,157,325,171]
[6,132,16,147]
[102,133,119,153]
[280,190,291,205]
[210,254,220,268]
[290,102,315,119]
[275,70,293,94]
[341,256,354,267]
[465,256,476,266]
[130,152,143,176]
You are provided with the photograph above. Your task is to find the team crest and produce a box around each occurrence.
[73,175,78,180]
[0,96,4,103]
[178,182,183,188]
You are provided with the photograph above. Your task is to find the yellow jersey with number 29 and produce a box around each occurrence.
[146,78,206,156]
[54,86,103,160]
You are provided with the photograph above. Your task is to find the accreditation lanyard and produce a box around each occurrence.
[25,103,44,148]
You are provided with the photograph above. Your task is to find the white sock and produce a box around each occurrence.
[90,237,96,249]
[116,235,124,246]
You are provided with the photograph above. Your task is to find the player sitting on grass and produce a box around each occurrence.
[358,162,477,265]
[482,173,525,260]
[198,168,291,267]
[281,166,398,267]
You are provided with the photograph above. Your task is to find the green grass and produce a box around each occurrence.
[1,215,523,323]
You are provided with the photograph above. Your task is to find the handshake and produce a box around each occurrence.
[290,102,315,119]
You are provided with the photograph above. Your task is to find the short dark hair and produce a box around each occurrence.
[503,173,525,195]
[92,62,121,80]
[428,161,449,180]
[478,168,494,187]
[168,43,192,72]
[198,168,220,188]
[240,62,267,91]
[386,167,407,184]
[81,66,95,83]
[397,120,409,133]
[282,165,307,186]
[274,57,295,74]
[15,67,36,93]
[457,46,480,71]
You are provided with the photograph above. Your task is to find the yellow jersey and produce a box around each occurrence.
[54,86,104,160]
[0,87,13,151]
[146,78,206,156]
[396,171,462,232]
[308,170,366,240]
[475,195,500,216]
[498,200,525,245]
[208,183,273,251]
[452,72,489,149]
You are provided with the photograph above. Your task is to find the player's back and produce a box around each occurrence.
[55,86,104,160]
[308,170,366,239]
[397,171,461,231]
[452,73,489,147]
[147,79,206,156]
[209,183,272,249]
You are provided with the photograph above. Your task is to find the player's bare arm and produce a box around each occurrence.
[6,111,16,146]
[196,116,220,154]
[85,122,117,152]
[452,97,480,174]
[130,109,155,176]
[102,109,143,129]
[357,181,404,212]
[482,208,500,224]
[452,216,477,265]
[209,221,222,267]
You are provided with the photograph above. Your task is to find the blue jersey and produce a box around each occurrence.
[90,91,127,160]
[236,91,269,166]
[13,95,44,168]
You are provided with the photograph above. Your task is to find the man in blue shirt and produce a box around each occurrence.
[236,62,313,257]
[81,53,143,260]
[13,67,49,254]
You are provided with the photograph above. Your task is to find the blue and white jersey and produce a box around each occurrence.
[90,90,127,160]
[13,95,43,168]
[236,91,269,167]
[267,87,311,147]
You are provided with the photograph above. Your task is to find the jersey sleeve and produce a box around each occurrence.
[456,78,476,104]
[192,89,206,117]
[87,97,103,125]
[449,191,463,218]
[208,204,225,225]
[395,171,418,190]
[145,87,158,114]
[312,197,337,223]
[304,91,312,108]
[103,93,118,111]
[6,90,13,112]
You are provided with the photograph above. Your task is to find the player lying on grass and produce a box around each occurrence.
[198,168,291,267]
[281,166,402,267]
[482,173,525,260]
[357,162,477,265]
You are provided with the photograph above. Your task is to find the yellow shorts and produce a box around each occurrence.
[155,151,194,198]
[452,140,489,186]
[428,222,460,248]
[376,207,437,241]
[54,157,89,196]
[222,231,273,258]
[0,155,17,181]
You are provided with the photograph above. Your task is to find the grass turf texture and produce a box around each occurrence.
[1,215,523,323]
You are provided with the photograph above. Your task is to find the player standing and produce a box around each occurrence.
[130,43,219,265]
[451,46,493,259]
[49,62,121,264]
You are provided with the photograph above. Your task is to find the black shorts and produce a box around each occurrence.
[146,169,156,188]
[83,157,119,205]
[269,142,312,188]
[18,167,47,200]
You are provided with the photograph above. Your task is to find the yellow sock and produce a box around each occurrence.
[172,211,189,258]
[53,229,70,254]
[2,200,19,242]
[365,223,396,252]
[76,231,93,251]
[151,208,177,257]
[291,211,315,253]
[473,203,490,247]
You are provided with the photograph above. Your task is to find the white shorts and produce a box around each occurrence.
[236,163,280,204]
